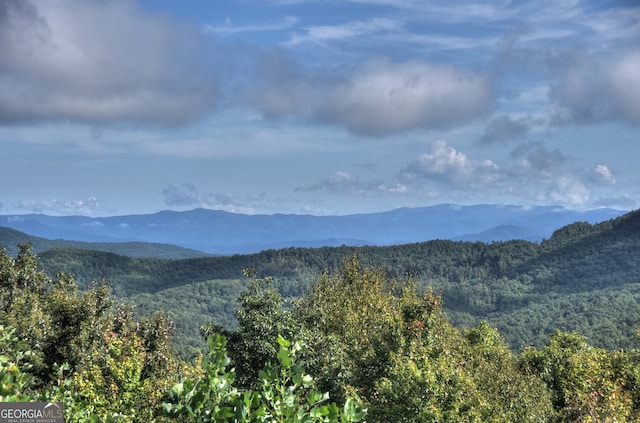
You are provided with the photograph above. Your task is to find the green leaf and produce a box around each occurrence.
[343,399,366,422]
[277,334,291,348]
[277,347,292,368]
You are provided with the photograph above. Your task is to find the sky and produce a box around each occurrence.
[0,0,639,217]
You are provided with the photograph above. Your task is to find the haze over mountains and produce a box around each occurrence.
[0,204,626,255]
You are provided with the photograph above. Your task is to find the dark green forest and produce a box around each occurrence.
[27,208,640,355]
[0,226,210,259]
[2,209,640,421]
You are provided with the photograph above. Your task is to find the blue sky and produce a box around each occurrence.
[1,0,638,216]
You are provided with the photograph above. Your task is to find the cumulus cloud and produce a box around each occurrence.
[296,171,407,196]
[0,0,219,126]
[506,142,600,207]
[243,55,494,136]
[393,139,609,208]
[398,140,499,187]
[589,163,615,185]
[316,59,493,137]
[0,1,497,138]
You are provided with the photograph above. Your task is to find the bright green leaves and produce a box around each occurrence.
[0,325,35,402]
[163,334,366,422]
[277,334,294,369]
[342,398,367,423]
[163,334,241,422]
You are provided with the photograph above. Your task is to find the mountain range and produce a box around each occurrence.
[0,204,626,255]
[16,206,639,356]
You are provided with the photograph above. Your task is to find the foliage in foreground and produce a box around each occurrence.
[0,244,184,421]
[163,334,365,422]
[207,256,554,422]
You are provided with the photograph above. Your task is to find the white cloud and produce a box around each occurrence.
[204,16,299,36]
[393,139,614,209]
[285,18,400,46]
[610,50,640,124]
[317,59,493,136]
[158,182,276,214]
[0,0,219,125]
[296,171,408,196]
[376,183,408,194]
[243,54,494,137]
[399,140,499,187]
[518,85,550,104]
[548,175,590,207]
[553,51,638,125]
[350,0,517,23]
[18,196,103,215]
[515,47,640,127]
[590,164,615,185]
[201,192,269,215]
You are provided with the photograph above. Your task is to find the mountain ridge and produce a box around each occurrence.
[0,226,211,259]
[0,204,626,255]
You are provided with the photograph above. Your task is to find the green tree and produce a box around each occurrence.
[163,334,366,422]
[0,244,113,382]
[462,322,554,422]
[201,269,300,389]
[0,245,185,421]
[520,331,638,422]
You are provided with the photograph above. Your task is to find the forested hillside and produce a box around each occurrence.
[28,208,640,356]
[0,226,210,258]
[2,244,640,422]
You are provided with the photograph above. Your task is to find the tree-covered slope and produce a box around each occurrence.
[0,226,211,258]
[31,209,640,353]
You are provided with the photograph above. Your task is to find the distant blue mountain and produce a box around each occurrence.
[0,204,626,255]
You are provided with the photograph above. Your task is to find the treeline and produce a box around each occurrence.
[33,208,640,354]
[0,226,209,259]
[2,245,640,421]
